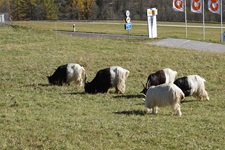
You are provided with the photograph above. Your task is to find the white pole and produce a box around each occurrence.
[185,0,188,38]
[221,0,223,42]
[203,0,205,40]
[147,9,151,38]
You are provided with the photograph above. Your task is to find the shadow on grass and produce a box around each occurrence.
[136,102,145,106]
[24,83,51,87]
[113,94,145,99]
[181,99,200,103]
[38,83,51,87]
[63,92,85,95]
[113,110,146,116]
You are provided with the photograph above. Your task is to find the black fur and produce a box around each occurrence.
[47,64,68,86]
[85,68,112,94]
[174,77,191,96]
[141,70,166,94]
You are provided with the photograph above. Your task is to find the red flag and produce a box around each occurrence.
[208,0,221,14]
[173,0,184,12]
[191,0,203,13]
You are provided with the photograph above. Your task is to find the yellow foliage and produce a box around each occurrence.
[72,0,94,19]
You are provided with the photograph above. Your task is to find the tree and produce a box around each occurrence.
[95,0,103,19]
[0,0,9,12]
[71,0,94,19]
[41,0,58,20]
[7,0,225,21]
[10,0,58,20]
[10,0,22,20]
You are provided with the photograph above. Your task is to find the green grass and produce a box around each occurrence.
[0,22,225,149]
[11,20,225,43]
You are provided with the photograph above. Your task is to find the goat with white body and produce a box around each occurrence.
[47,63,85,86]
[145,83,185,116]
[141,68,178,94]
[174,75,209,100]
[84,66,130,94]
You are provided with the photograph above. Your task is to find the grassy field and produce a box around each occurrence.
[0,21,225,149]
[11,20,225,43]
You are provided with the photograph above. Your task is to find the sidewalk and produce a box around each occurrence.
[150,38,225,53]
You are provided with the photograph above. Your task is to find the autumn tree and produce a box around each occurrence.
[70,0,94,19]
[4,0,225,21]
[10,0,58,20]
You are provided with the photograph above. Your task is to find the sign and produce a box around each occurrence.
[147,8,158,16]
[125,10,131,23]
[147,8,158,38]
[125,22,132,30]
[125,17,131,23]
[125,10,130,17]
[124,10,132,31]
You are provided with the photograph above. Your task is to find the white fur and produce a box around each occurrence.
[145,83,185,116]
[110,66,130,93]
[66,63,85,86]
[163,68,178,84]
[187,75,209,100]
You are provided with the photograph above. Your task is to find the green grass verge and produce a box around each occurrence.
[11,20,225,43]
[0,22,225,149]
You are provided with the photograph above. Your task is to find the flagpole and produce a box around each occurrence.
[203,0,205,40]
[221,0,223,42]
[185,0,187,38]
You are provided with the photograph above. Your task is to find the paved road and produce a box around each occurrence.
[60,31,225,53]
[150,38,225,53]
[59,31,148,39]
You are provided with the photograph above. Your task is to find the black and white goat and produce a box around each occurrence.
[141,68,178,94]
[174,75,209,100]
[47,63,85,86]
[84,66,130,94]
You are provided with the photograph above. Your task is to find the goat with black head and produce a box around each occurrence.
[84,66,130,94]
[141,68,177,95]
[174,75,209,100]
[47,63,85,86]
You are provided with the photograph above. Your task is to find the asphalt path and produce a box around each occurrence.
[150,38,225,53]
[59,31,148,39]
[60,31,225,53]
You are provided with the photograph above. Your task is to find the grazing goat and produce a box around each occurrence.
[47,63,85,86]
[84,66,130,94]
[174,75,209,100]
[145,83,185,116]
[141,68,178,94]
